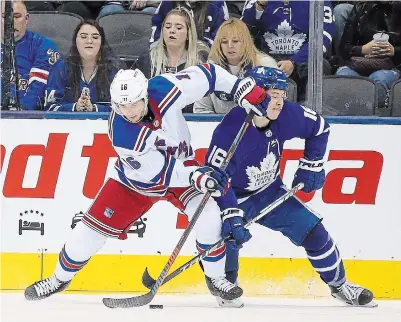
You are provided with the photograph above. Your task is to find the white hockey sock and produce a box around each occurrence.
[55,222,107,282]
[186,195,226,279]
[197,241,226,278]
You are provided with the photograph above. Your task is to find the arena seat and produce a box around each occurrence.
[227,1,245,15]
[287,78,297,102]
[322,76,377,116]
[389,79,401,117]
[28,11,84,57]
[97,12,153,67]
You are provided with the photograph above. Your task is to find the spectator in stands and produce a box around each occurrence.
[135,7,209,113]
[135,6,209,78]
[45,21,123,112]
[98,1,159,18]
[332,1,354,53]
[1,0,60,110]
[194,18,277,114]
[336,1,401,108]
[150,1,229,48]
[242,0,335,101]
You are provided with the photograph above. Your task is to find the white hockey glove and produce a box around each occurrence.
[234,77,268,117]
[189,166,229,197]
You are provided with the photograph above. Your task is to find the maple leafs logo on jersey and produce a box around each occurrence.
[245,153,279,191]
[263,20,307,55]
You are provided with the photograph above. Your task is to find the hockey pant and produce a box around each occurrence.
[55,178,227,282]
[224,186,346,287]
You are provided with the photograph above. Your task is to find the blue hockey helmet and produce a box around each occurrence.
[247,66,288,92]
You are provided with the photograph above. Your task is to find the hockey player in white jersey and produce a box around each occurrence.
[24,64,268,304]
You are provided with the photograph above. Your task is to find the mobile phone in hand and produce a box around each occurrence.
[82,87,90,97]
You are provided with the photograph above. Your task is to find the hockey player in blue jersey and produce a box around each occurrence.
[205,66,375,308]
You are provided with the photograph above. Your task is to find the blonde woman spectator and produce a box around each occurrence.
[194,18,277,114]
[135,7,209,78]
[150,1,229,48]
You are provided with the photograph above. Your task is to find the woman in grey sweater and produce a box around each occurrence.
[194,18,277,114]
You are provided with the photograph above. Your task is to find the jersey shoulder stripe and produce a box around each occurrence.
[134,126,152,153]
[159,86,180,117]
[108,110,152,153]
[149,76,181,117]
[197,63,216,94]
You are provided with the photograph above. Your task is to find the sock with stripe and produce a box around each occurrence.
[196,240,226,279]
[302,223,346,286]
[55,222,107,282]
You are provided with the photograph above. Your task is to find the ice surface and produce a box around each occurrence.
[1,293,401,322]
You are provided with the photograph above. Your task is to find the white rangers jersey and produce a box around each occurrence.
[108,64,239,196]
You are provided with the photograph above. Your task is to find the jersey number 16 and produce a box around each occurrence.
[207,146,227,167]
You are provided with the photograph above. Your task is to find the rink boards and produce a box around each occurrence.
[1,116,401,298]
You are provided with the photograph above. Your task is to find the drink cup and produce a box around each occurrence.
[373,32,389,43]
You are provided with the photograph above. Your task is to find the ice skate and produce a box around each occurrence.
[330,281,377,307]
[25,275,71,300]
[215,296,244,308]
[205,276,243,301]
[214,275,244,308]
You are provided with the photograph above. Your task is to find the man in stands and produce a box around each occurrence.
[1,0,60,110]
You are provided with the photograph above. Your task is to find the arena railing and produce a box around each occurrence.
[2,111,401,125]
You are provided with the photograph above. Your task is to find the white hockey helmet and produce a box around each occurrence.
[110,69,149,115]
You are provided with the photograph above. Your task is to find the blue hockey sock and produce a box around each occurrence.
[302,223,346,286]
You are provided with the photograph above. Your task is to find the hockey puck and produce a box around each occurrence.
[149,304,163,309]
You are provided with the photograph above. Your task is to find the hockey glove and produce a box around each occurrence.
[221,208,252,246]
[190,166,229,197]
[292,158,326,193]
[234,77,269,117]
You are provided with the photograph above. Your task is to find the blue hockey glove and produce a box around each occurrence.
[190,166,229,197]
[221,208,252,246]
[292,158,326,193]
[234,77,270,117]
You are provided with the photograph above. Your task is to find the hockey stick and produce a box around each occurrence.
[141,182,304,289]
[102,111,256,308]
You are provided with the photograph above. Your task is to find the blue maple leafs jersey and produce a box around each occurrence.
[242,0,335,64]
[1,30,59,110]
[206,102,330,209]
[45,58,121,112]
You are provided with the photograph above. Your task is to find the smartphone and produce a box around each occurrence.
[82,87,90,97]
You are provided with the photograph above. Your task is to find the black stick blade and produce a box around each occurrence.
[142,267,157,289]
[102,291,154,308]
